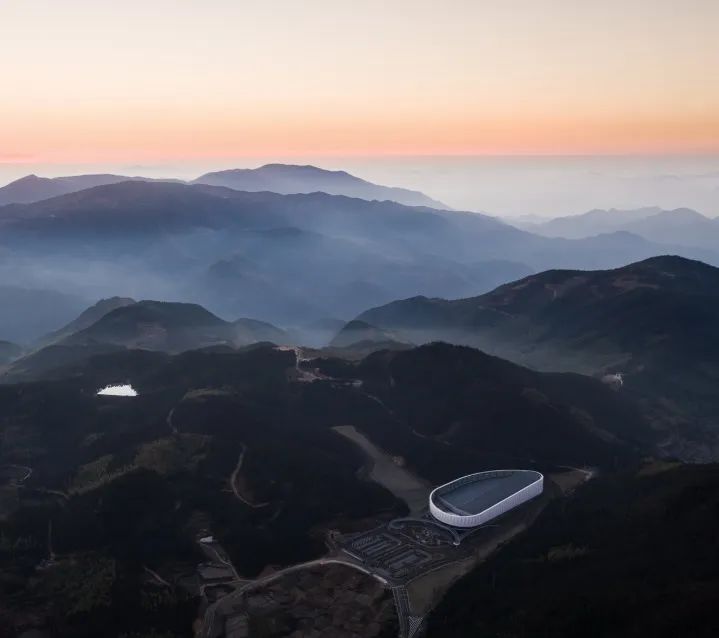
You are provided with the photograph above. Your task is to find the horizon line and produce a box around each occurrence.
[3,150,719,167]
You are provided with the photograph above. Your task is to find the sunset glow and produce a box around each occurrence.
[2,0,718,161]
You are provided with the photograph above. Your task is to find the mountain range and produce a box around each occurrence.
[6,252,715,460]
[59,300,284,351]
[1,162,718,637]
[1,252,717,636]
[2,177,718,339]
[0,173,180,206]
[0,164,443,208]
[1,298,287,382]
[1,292,714,637]
[4,254,709,461]
[522,206,719,250]
[351,255,719,459]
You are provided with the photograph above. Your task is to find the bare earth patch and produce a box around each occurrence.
[333,425,430,514]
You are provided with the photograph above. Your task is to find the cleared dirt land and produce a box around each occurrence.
[333,425,430,514]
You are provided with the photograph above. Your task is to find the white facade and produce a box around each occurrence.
[429,470,544,528]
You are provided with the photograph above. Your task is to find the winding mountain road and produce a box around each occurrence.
[230,444,269,508]
[0,464,33,485]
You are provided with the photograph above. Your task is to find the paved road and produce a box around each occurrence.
[200,481,557,638]
[143,565,173,589]
[204,544,240,580]
[564,465,597,482]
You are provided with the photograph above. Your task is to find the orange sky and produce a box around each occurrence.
[2,0,718,161]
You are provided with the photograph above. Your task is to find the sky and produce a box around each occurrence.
[1,0,719,163]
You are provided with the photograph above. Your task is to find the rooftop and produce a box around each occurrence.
[433,470,541,516]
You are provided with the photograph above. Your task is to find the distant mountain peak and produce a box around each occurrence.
[0,174,70,206]
[193,163,448,208]
[258,163,349,174]
[0,173,182,206]
[356,254,719,372]
[36,296,137,348]
[527,205,718,250]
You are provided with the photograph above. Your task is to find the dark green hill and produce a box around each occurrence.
[359,255,719,346]
[429,462,719,638]
[0,339,655,636]
[2,301,289,381]
[59,301,289,353]
[0,343,403,636]
[348,343,652,478]
[2,343,125,383]
[61,300,233,352]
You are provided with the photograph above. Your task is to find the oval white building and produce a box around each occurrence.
[429,469,543,528]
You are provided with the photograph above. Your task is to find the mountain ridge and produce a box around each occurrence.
[0,163,445,209]
[192,163,448,208]
[525,206,719,250]
[352,255,719,459]
[2,181,718,342]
